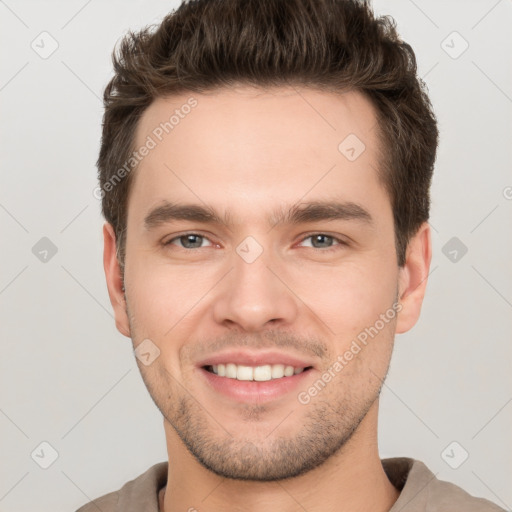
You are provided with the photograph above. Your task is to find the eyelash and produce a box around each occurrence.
[163,232,348,252]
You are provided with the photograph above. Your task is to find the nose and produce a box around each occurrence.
[212,242,299,332]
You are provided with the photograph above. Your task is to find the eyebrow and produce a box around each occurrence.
[144,200,373,230]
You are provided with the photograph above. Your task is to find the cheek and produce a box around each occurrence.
[125,267,202,381]
[124,255,217,340]
[292,256,398,340]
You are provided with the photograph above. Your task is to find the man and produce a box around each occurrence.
[78,0,505,510]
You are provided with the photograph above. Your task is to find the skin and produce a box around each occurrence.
[103,85,431,512]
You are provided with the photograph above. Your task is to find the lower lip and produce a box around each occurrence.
[199,367,313,403]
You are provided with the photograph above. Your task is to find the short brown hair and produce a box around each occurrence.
[98,0,438,268]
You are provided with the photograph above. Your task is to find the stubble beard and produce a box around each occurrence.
[125,296,395,482]
[137,357,385,481]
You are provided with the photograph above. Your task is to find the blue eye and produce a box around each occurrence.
[299,234,345,251]
[166,233,213,249]
[164,233,346,252]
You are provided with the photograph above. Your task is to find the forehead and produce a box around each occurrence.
[135,85,379,157]
[129,86,388,224]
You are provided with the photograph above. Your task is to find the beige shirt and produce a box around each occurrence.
[75,457,505,511]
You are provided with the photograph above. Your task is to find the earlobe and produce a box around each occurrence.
[103,223,131,338]
[395,222,432,334]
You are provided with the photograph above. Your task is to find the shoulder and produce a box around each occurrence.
[426,468,506,511]
[75,461,168,512]
[383,457,506,511]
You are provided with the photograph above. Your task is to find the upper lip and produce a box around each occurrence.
[196,349,316,369]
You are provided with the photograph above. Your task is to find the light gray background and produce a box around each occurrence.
[1,1,511,510]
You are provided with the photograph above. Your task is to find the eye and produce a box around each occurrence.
[165,233,213,249]
[298,233,347,251]
[163,232,347,252]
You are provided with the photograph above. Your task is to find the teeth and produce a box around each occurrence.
[209,363,306,381]
[237,365,253,381]
[226,363,237,378]
[271,364,285,378]
[253,365,272,381]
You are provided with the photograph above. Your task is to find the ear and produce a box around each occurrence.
[395,222,432,334]
[103,223,131,337]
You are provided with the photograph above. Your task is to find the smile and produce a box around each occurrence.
[205,363,312,381]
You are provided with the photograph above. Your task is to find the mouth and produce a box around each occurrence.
[199,361,315,403]
[203,363,313,381]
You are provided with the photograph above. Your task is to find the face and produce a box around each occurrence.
[104,86,430,481]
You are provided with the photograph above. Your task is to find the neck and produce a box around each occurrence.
[160,402,400,512]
